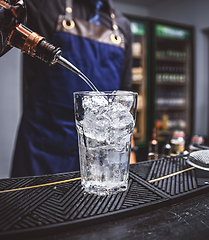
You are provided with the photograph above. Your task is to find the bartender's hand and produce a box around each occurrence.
[130,136,136,164]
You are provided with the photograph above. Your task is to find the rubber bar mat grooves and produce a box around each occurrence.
[147,157,197,196]
[0,156,208,238]
[0,172,167,237]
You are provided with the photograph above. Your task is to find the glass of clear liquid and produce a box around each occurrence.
[74,91,138,195]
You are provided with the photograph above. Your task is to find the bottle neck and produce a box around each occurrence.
[8,23,61,64]
[8,24,43,54]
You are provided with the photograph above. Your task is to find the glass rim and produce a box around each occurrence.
[73,90,138,97]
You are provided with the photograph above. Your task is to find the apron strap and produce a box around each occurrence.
[106,0,120,38]
[62,0,75,30]
[63,0,120,40]
[65,0,73,21]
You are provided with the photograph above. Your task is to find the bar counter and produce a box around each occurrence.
[1,156,209,240]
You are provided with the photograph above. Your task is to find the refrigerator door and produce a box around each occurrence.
[151,22,194,152]
[129,19,151,160]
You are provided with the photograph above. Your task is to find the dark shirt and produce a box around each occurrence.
[24,0,132,90]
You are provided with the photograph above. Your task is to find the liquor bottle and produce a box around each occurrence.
[0,0,26,55]
[0,0,96,89]
[170,130,185,155]
[0,0,27,32]
[0,0,61,64]
[163,134,171,156]
[148,128,158,160]
[189,135,204,153]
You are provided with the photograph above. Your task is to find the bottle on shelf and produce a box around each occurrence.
[156,64,186,84]
[170,130,185,155]
[162,114,168,131]
[156,89,186,108]
[148,128,158,160]
[156,48,187,60]
[189,135,204,153]
[132,42,142,58]
[163,134,171,157]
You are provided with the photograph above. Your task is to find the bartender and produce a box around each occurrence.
[11,0,134,177]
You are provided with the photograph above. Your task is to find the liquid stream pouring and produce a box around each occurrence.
[0,0,98,91]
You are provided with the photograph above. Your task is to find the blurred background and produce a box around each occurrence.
[1,0,209,178]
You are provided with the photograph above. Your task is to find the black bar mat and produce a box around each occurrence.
[0,156,208,238]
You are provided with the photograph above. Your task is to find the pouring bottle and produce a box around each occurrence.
[0,0,63,64]
[0,0,96,88]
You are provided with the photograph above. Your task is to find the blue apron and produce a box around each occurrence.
[11,0,125,177]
